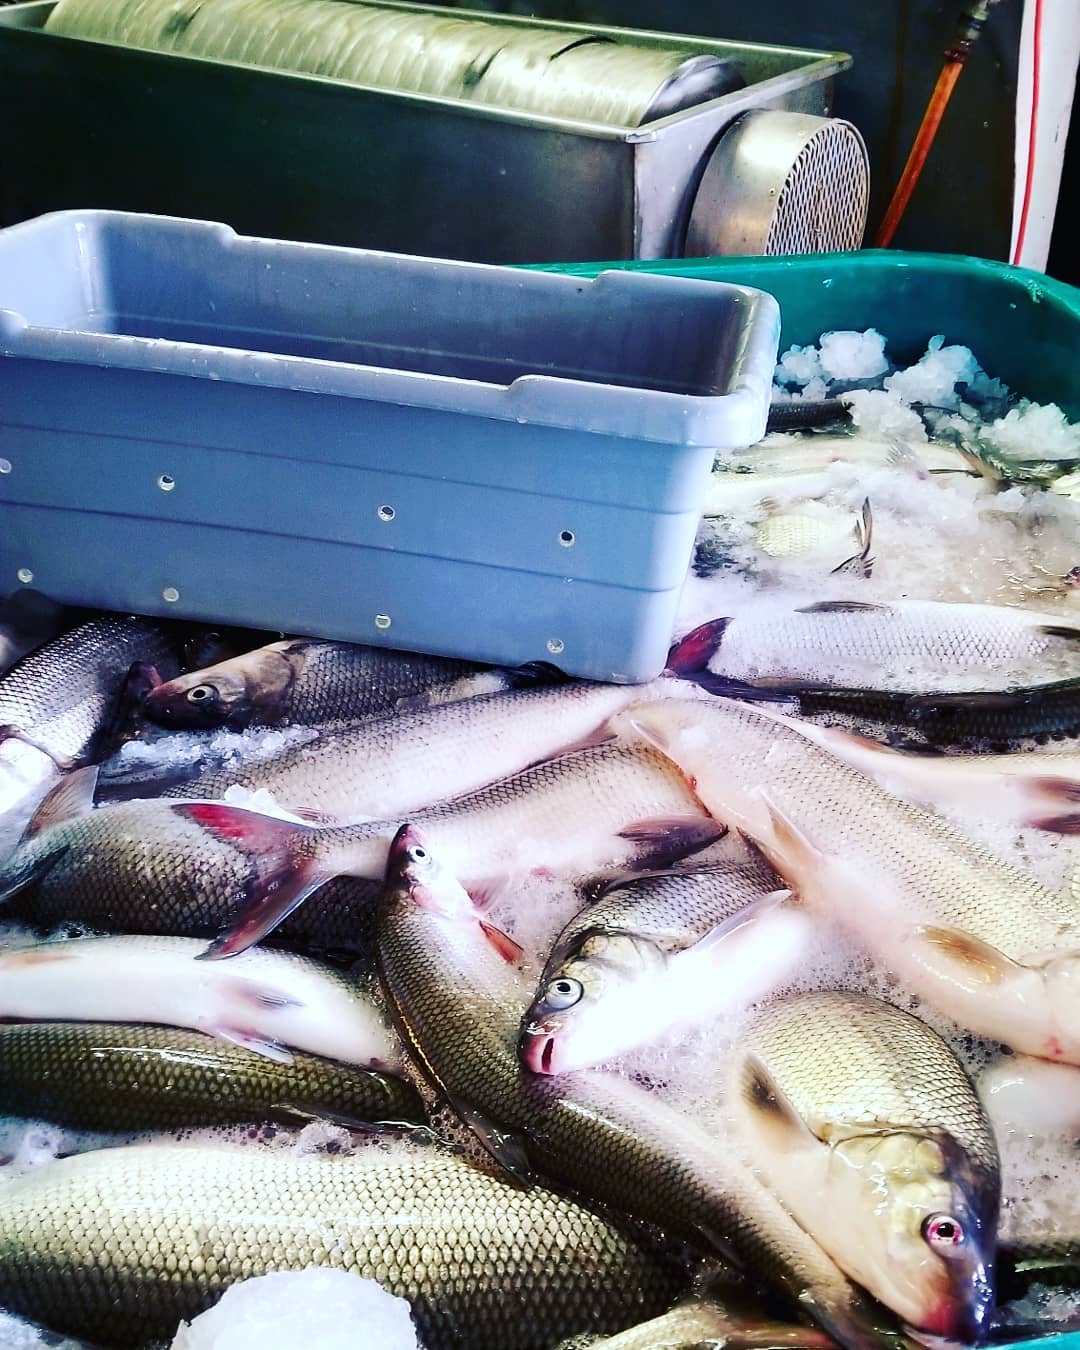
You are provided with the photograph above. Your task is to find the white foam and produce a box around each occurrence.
[0,1312,92,1348]
[170,1269,420,1350]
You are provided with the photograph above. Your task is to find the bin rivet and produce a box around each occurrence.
[547,638,565,655]
[162,586,181,603]
[0,458,12,475]
[558,530,575,548]
[16,567,33,585]
[377,505,396,522]
[158,474,176,492]
[374,613,392,630]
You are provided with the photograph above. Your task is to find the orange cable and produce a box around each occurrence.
[1011,0,1044,265]
[875,59,964,247]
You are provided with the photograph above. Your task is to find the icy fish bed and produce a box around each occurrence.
[2,329,1080,1347]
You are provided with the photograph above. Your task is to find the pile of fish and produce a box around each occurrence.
[0,583,1078,1350]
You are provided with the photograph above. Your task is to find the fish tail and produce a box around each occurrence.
[665,618,731,675]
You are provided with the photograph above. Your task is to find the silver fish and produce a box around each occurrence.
[141,636,520,730]
[0,933,399,1069]
[521,860,809,1074]
[1,744,723,961]
[617,698,1080,1064]
[731,991,999,1343]
[159,680,652,823]
[667,599,1080,694]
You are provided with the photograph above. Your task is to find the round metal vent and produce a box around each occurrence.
[684,110,870,257]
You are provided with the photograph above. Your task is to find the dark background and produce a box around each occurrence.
[439,0,1077,281]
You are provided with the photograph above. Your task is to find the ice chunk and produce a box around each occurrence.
[818,328,889,382]
[843,389,928,443]
[774,342,824,388]
[170,1269,420,1350]
[983,400,1080,463]
[883,336,982,409]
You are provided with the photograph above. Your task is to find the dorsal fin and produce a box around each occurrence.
[795,600,888,615]
[24,765,100,838]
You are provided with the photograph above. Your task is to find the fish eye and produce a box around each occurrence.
[923,1214,965,1249]
[406,844,430,865]
[545,977,583,1011]
[186,685,216,703]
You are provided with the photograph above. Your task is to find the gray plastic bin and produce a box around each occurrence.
[0,210,780,682]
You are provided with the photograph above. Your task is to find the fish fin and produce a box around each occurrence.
[914,925,1024,987]
[794,600,888,614]
[0,725,78,772]
[504,660,573,688]
[198,858,334,961]
[536,723,617,762]
[739,1052,816,1149]
[0,843,71,903]
[210,1025,295,1064]
[618,816,727,869]
[270,1103,432,1136]
[1037,624,1080,642]
[830,497,875,578]
[445,1091,534,1185]
[222,977,303,1012]
[23,766,100,837]
[665,618,731,675]
[688,889,796,955]
[754,794,826,878]
[172,801,315,851]
[1026,813,1080,835]
[479,921,525,964]
[672,673,802,705]
[0,945,77,969]
[284,805,340,826]
[1026,776,1080,804]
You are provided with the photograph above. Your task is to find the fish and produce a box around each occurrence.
[616,698,1080,1064]
[157,679,654,824]
[0,933,399,1069]
[750,498,874,580]
[376,825,910,1350]
[0,614,181,770]
[1,743,723,961]
[996,1238,1080,1304]
[0,1021,423,1132]
[583,1295,838,1349]
[0,1142,683,1348]
[730,991,999,1343]
[140,636,534,731]
[667,599,1080,695]
[520,860,811,1075]
[738,680,1080,753]
[743,719,1080,832]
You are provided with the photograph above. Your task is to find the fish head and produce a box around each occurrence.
[519,933,663,1075]
[827,1129,997,1345]
[142,645,296,729]
[383,824,476,923]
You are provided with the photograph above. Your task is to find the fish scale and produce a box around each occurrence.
[0,1021,423,1132]
[0,1144,683,1348]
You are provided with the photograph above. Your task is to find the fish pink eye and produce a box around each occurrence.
[407,844,430,865]
[923,1214,964,1248]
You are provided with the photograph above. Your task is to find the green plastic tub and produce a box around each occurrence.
[536,250,1080,419]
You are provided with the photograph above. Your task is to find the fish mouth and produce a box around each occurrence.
[519,1022,562,1076]
[904,1283,995,1348]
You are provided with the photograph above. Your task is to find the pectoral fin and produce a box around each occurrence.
[914,925,1025,989]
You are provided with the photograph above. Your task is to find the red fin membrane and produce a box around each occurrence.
[199,857,333,960]
[480,921,524,964]
[665,618,731,675]
[173,801,314,852]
